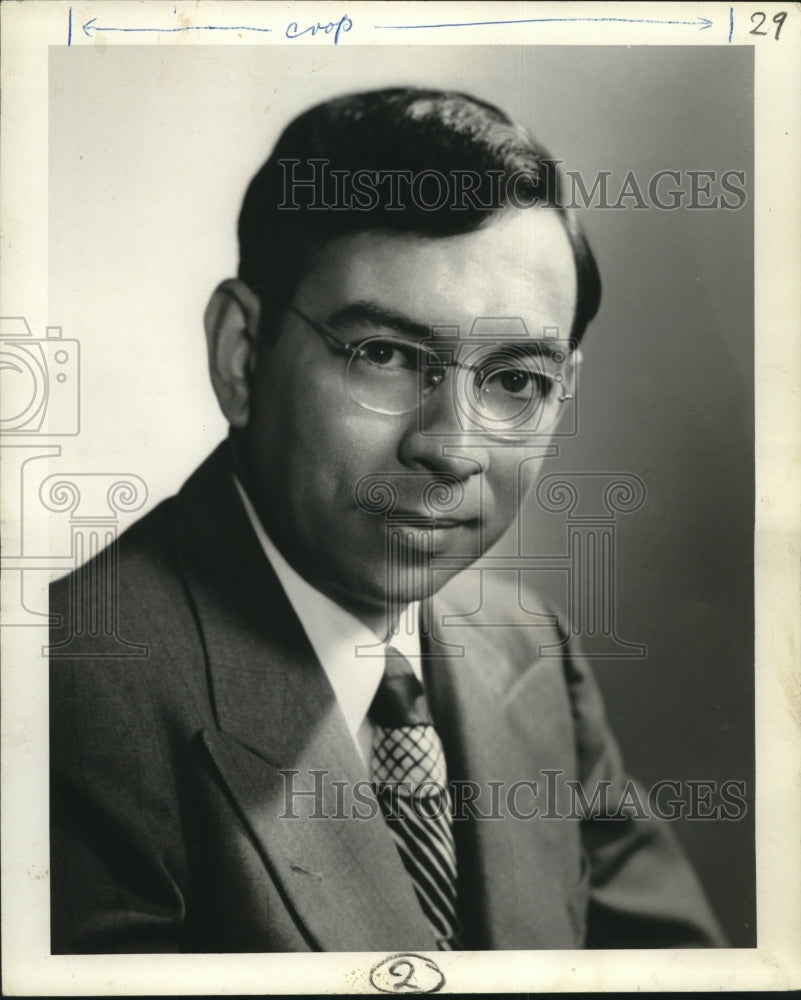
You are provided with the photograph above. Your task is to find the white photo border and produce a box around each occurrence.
[1,1,799,993]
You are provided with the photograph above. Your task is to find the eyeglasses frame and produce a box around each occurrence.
[286,302,574,407]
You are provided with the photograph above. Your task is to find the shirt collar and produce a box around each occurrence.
[232,476,422,745]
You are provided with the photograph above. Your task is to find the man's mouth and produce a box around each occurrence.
[390,512,480,529]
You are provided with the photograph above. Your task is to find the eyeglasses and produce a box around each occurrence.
[287,303,574,437]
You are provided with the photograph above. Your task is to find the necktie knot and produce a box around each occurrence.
[368,647,431,728]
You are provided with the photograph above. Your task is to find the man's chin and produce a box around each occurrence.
[326,559,473,629]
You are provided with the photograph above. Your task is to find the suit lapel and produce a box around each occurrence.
[174,447,437,951]
[424,602,581,949]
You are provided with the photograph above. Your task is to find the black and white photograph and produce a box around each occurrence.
[1,2,799,994]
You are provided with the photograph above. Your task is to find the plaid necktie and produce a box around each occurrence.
[369,646,460,949]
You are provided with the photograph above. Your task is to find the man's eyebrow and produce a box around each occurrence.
[502,340,573,359]
[324,301,431,341]
[323,301,574,356]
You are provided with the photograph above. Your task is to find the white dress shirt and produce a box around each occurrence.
[233,477,422,768]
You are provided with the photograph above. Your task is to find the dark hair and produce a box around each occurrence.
[238,87,601,341]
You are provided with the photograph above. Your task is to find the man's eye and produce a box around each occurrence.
[499,369,532,395]
[357,339,419,370]
[481,366,550,399]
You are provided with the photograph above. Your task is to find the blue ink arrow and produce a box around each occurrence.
[374,15,713,31]
[82,17,272,38]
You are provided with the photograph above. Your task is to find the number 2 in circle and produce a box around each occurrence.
[388,959,418,990]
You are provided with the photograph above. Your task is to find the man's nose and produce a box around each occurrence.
[396,380,490,478]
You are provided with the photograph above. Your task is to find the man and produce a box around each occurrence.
[50,88,724,952]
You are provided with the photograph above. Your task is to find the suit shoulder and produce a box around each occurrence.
[436,563,559,641]
[438,562,554,615]
[436,564,609,711]
[49,443,231,613]
[48,491,204,673]
[50,494,178,608]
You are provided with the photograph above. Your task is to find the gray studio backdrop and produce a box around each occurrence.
[49,45,754,945]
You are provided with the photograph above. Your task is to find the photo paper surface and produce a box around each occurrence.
[1,1,799,994]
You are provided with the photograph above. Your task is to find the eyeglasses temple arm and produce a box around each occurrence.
[286,304,355,358]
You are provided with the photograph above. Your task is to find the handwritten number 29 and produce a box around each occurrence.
[749,11,787,39]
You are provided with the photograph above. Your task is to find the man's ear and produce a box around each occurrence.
[204,279,262,428]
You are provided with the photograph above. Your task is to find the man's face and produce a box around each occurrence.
[243,208,577,628]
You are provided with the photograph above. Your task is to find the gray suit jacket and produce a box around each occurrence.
[49,444,724,952]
